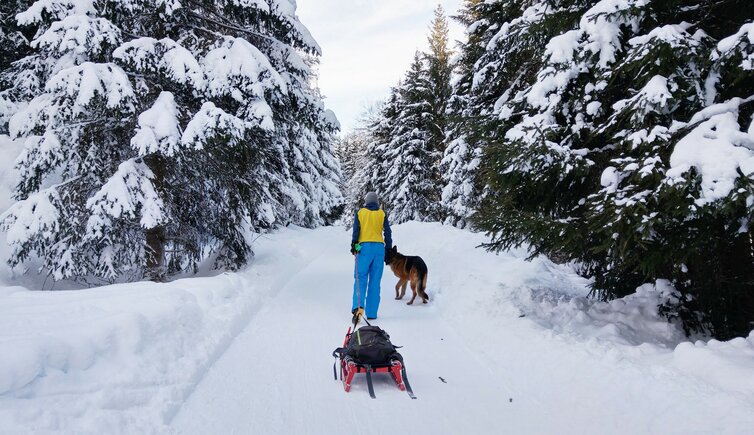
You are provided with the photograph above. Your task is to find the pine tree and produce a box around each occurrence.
[376,53,440,223]
[440,0,488,227]
[424,5,453,155]
[0,0,341,282]
[355,90,402,214]
[335,126,371,214]
[441,0,559,227]
[474,0,754,338]
[356,8,454,224]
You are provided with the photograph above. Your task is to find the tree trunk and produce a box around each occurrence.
[144,154,166,281]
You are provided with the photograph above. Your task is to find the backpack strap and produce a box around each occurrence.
[365,364,376,399]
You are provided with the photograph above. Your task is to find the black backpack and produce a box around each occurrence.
[336,325,402,365]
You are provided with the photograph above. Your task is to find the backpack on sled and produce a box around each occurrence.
[332,324,416,399]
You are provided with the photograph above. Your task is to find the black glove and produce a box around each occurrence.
[350,242,359,255]
[384,246,392,264]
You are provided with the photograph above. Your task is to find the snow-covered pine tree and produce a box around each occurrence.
[376,53,441,223]
[351,91,402,213]
[476,0,754,338]
[441,0,558,227]
[585,2,754,337]
[335,127,371,214]
[440,0,485,227]
[424,5,453,156]
[0,0,341,282]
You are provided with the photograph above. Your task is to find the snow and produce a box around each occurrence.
[717,22,754,54]
[16,0,96,26]
[715,21,754,71]
[0,222,753,433]
[628,23,695,50]
[8,62,135,138]
[181,102,249,149]
[586,100,602,116]
[666,112,754,205]
[600,166,620,192]
[113,37,204,87]
[202,37,286,130]
[131,92,182,157]
[580,0,646,68]
[0,137,24,214]
[203,37,287,98]
[612,75,672,114]
[545,30,581,65]
[1,188,60,249]
[33,15,122,58]
[85,158,165,235]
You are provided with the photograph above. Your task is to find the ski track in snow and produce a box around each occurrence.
[170,225,507,434]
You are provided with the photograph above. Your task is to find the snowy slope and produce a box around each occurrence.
[0,222,753,434]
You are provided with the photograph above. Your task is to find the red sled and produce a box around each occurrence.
[332,326,416,399]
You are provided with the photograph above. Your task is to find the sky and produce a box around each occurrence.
[296,0,465,134]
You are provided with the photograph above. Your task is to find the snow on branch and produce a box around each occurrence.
[715,21,754,71]
[203,37,285,129]
[0,188,61,255]
[131,92,182,157]
[15,132,64,192]
[580,0,647,68]
[33,15,122,58]
[612,75,673,117]
[45,62,133,112]
[16,0,96,26]
[666,111,754,205]
[85,158,165,239]
[203,37,286,97]
[8,62,135,138]
[113,37,204,86]
[526,0,649,110]
[182,102,248,149]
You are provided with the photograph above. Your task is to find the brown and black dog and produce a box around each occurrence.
[385,246,429,305]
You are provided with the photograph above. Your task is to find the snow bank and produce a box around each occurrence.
[393,222,754,409]
[398,222,684,349]
[674,332,754,392]
[506,280,686,347]
[0,276,255,433]
[0,225,322,434]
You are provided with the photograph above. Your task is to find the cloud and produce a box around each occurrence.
[297,0,464,133]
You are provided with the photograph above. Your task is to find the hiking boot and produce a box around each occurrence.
[351,307,365,325]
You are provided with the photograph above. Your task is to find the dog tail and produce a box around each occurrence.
[418,266,429,301]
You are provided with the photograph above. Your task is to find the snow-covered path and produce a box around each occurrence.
[169,224,754,435]
[2,223,753,434]
[170,226,506,434]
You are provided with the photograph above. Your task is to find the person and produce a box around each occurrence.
[351,191,392,322]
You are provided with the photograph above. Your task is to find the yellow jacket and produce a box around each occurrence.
[352,206,392,246]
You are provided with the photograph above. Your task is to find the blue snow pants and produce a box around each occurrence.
[352,242,385,319]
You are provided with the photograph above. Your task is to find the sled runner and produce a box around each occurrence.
[332,324,416,399]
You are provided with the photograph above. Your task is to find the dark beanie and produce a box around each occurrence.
[365,192,379,205]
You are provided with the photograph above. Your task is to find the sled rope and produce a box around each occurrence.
[353,252,366,329]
